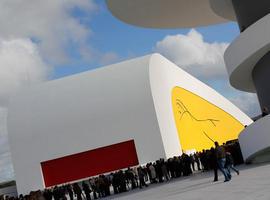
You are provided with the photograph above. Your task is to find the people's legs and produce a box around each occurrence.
[196,161,201,170]
[165,173,170,181]
[86,193,91,200]
[229,164,240,175]
[139,177,143,188]
[226,165,232,179]
[227,165,231,174]
[217,159,230,181]
[93,190,97,199]
[69,193,73,200]
[213,167,218,182]
[192,163,195,171]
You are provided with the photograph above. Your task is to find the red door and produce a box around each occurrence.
[41,140,139,187]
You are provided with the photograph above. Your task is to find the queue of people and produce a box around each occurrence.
[0,141,242,200]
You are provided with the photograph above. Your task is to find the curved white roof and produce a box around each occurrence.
[106,0,235,28]
[224,14,270,92]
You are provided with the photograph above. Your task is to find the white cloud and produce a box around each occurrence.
[154,29,260,117]
[155,29,229,79]
[0,38,50,181]
[0,38,49,106]
[0,0,96,64]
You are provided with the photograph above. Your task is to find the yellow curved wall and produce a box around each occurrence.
[172,86,244,152]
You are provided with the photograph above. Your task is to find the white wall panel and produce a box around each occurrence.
[8,54,252,194]
[8,55,165,194]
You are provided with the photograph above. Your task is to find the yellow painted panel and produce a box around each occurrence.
[172,86,244,152]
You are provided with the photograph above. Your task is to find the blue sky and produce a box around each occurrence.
[52,0,239,79]
[51,1,259,118]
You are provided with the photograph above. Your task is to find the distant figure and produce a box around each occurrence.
[118,170,127,193]
[182,153,192,176]
[137,166,148,189]
[262,106,269,117]
[82,181,92,200]
[52,186,60,200]
[126,167,137,189]
[161,160,170,181]
[225,152,240,175]
[73,183,82,200]
[209,147,218,182]
[18,194,24,200]
[89,178,98,199]
[194,153,201,170]
[215,141,231,182]
[155,160,163,183]
[66,184,74,200]
[149,163,157,183]
[200,150,208,171]
[190,154,195,171]
[43,189,53,200]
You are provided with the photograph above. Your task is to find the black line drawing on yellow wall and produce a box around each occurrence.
[176,99,220,143]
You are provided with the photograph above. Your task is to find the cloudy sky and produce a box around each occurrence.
[0,0,260,182]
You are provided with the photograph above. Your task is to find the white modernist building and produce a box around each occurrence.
[107,0,270,163]
[8,54,252,194]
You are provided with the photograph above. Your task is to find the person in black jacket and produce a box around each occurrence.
[209,147,218,182]
[52,186,60,200]
[215,142,231,182]
[66,184,73,200]
[73,183,82,200]
[82,181,92,200]
[137,166,148,189]
[43,189,53,200]
[225,152,240,175]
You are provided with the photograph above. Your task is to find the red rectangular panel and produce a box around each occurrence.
[41,140,139,187]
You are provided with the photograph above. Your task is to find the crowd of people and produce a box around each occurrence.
[0,141,242,200]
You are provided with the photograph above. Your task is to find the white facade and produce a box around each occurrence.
[8,54,252,194]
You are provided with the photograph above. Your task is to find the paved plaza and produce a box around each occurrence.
[105,163,270,200]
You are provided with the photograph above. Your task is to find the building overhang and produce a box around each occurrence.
[106,0,236,28]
